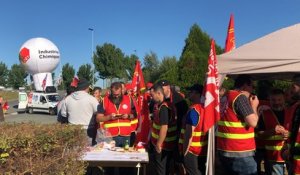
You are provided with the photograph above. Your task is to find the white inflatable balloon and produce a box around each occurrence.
[19,38,60,91]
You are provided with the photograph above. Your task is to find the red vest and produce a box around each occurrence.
[217,90,256,152]
[286,102,300,174]
[178,104,207,156]
[262,109,291,162]
[103,95,133,137]
[151,102,177,151]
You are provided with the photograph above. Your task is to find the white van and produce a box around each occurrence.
[27,92,60,115]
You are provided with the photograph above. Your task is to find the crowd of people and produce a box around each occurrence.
[57,74,300,175]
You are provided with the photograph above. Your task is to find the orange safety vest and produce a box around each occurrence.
[103,95,133,137]
[217,90,256,152]
[262,109,292,162]
[286,102,300,174]
[151,101,177,151]
[178,104,207,156]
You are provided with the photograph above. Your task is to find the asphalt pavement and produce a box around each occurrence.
[3,100,57,124]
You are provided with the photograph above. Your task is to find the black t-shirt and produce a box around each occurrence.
[159,105,169,125]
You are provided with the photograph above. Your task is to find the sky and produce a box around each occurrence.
[1,1,300,87]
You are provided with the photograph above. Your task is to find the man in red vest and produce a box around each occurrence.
[96,82,137,147]
[282,74,300,175]
[149,83,177,175]
[256,89,289,175]
[179,84,207,175]
[217,74,259,175]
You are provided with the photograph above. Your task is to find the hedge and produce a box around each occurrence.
[0,123,88,174]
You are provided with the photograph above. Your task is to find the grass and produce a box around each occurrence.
[0,91,18,101]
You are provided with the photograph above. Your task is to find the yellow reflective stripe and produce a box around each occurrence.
[153,123,177,132]
[265,145,283,151]
[191,141,208,147]
[131,119,138,124]
[218,121,247,128]
[179,138,183,144]
[217,131,254,139]
[265,135,284,140]
[180,129,206,136]
[151,132,177,142]
[168,126,177,132]
[153,123,161,130]
[104,122,131,128]
[295,142,300,147]
[294,155,300,160]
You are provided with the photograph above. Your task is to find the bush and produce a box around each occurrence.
[0,123,88,174]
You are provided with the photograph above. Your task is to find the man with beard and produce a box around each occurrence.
[256,89,289,175]
[96,82,137,147]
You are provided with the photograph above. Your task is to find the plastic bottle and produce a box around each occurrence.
[124,140,129,150]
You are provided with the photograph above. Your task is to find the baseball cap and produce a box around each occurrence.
[187,84,203,94]
[157,80,170,86]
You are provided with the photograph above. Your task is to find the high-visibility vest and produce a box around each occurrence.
[178,104,207,156]
[217,90,256,152]
[103,95,133,137]
[151,101,177,151]
[286,102,300,175]
[262,109,291,162]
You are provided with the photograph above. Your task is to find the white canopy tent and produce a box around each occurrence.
[218,23,300,80]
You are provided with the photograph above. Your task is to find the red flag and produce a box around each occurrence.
[131,60,146,96]
[42,74,47,90]
[225,14,236,52]
[202,39,220,132]
[2,101,9,111]
[70,76,79,87]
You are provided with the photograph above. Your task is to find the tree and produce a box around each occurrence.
[142,51,160,83]
[157,56,179,85]
[0,62,9,87]
[77,63,97,83]
[62,63,75,90]
[7,64,28,89]
[124,54,139,80]
[93,43,126,79]
[178,24,223,87]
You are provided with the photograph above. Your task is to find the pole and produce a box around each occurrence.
[88,28,95,86]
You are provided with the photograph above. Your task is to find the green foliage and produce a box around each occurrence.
[7,64,28,89]
[124,54,139,79]
[93,43,126,79]
[142,51,160,83]
[178,24,223,87]
[62,63,75,90]
[0,62,9,87]
[157,56,179,85]
[77,63,97,84]
[0,123,87,174]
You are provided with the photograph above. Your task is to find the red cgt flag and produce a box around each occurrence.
[202,39,220,132]
[42,74,48,90]
[70,76,79,87]
[225,14,236,52]
[131,60,146,96]
[2,101,9,111]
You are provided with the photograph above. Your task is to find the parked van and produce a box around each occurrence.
[27,92,60,115]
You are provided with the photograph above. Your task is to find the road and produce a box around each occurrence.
[3,100,57,124]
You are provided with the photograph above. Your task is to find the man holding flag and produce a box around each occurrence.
[216,74,259,175]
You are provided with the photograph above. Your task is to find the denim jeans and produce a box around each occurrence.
[265,161,285,175]
[219,155,257,175]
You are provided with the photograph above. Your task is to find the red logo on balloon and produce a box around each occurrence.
[19,47,30,63]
